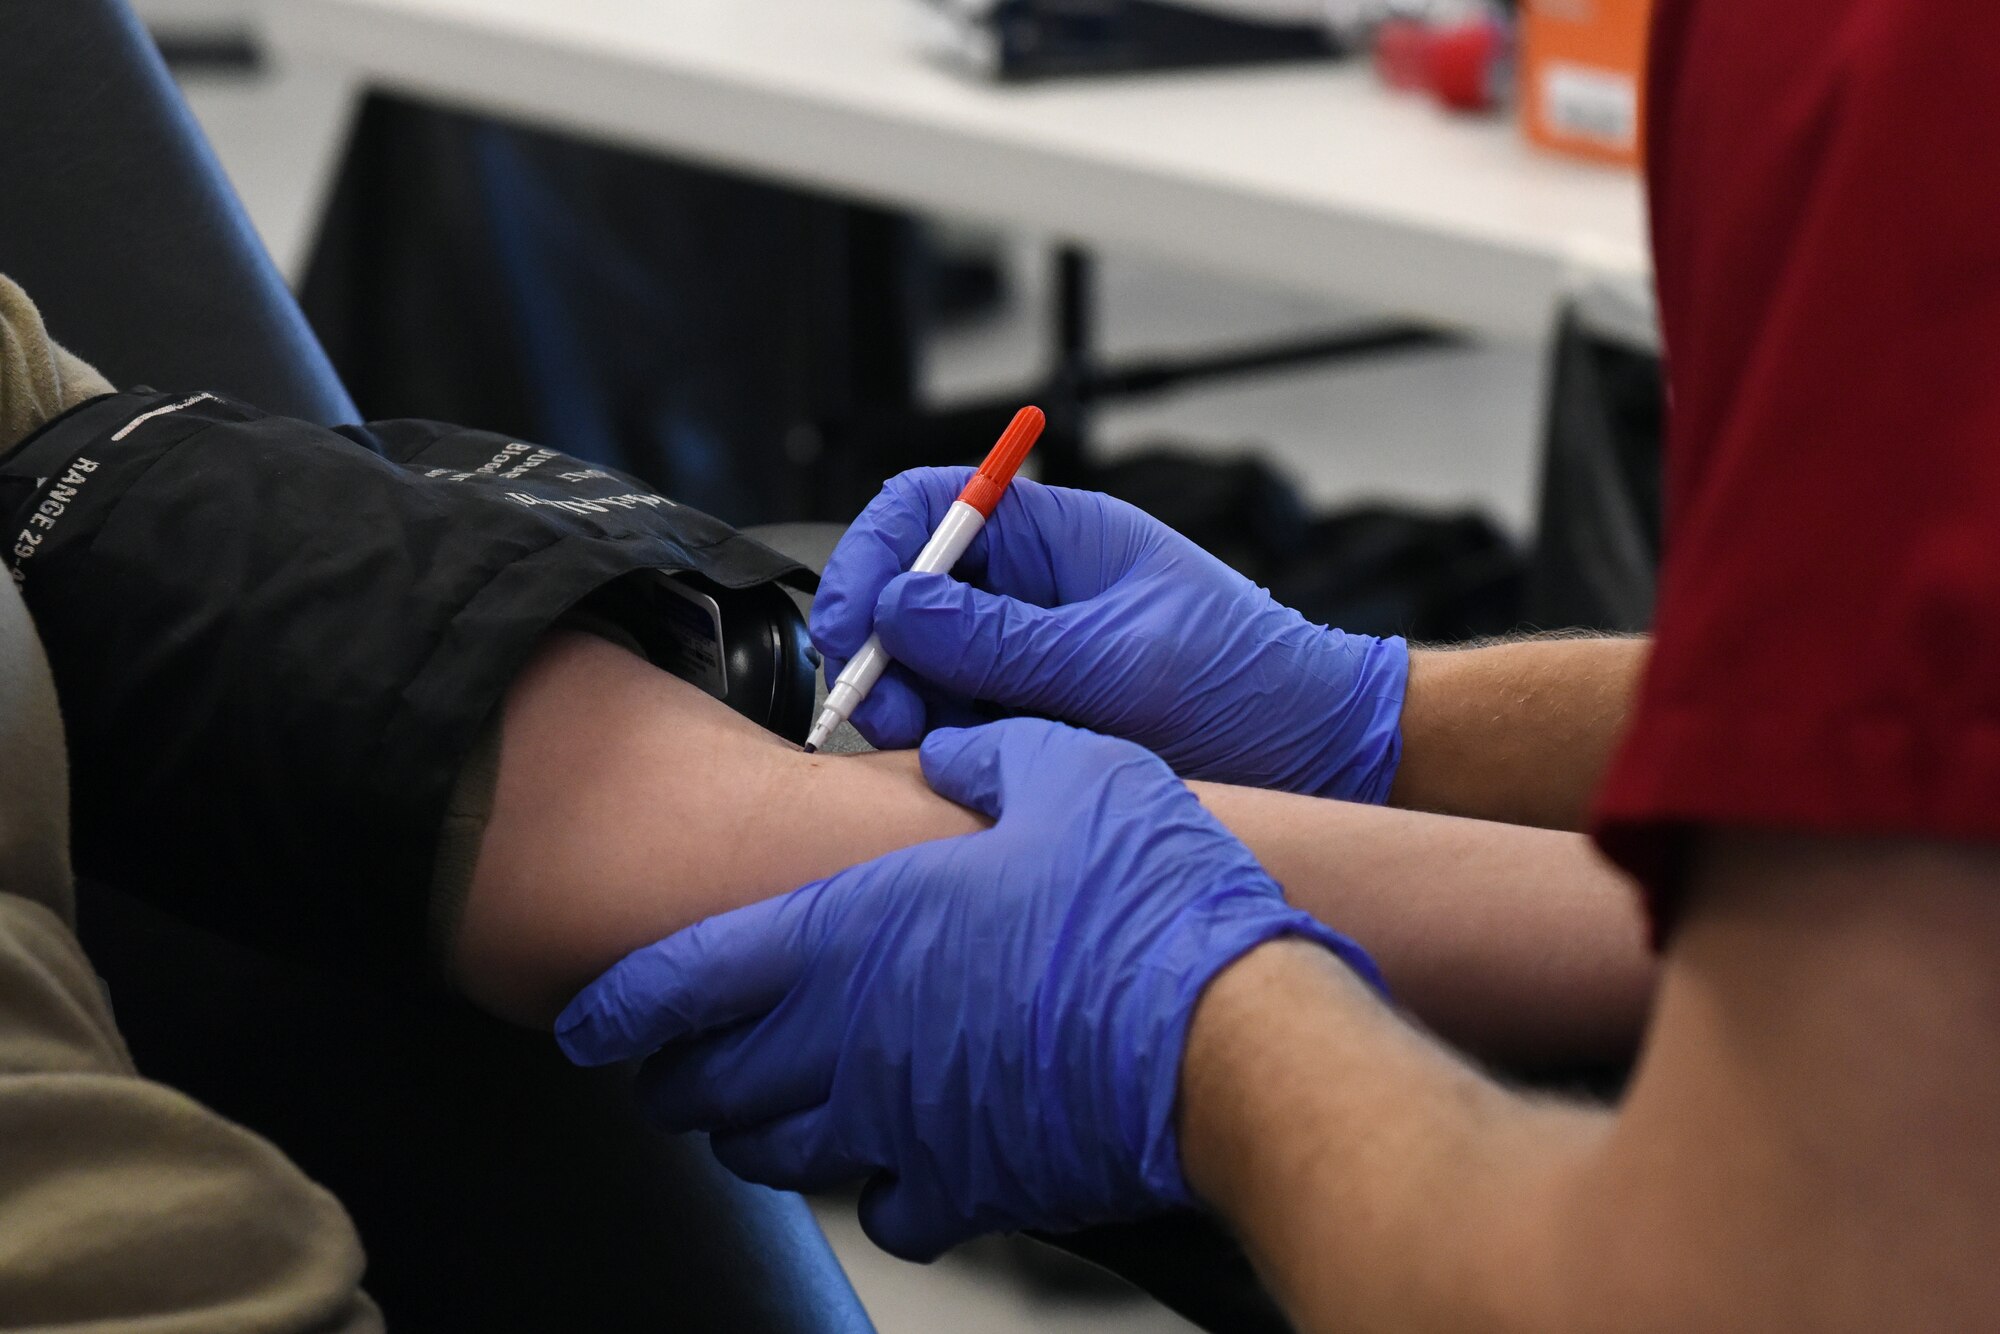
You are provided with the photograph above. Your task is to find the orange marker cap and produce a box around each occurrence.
[956,405,1046,517]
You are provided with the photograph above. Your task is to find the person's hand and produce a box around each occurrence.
[812,469,1409,800]
[555,718,1382,1261]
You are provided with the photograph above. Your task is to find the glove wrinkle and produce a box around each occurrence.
[817,468,1410,799]
[563,717,1385,1259]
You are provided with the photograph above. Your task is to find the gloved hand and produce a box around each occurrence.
[556,718,1382,1261]
[812,469,1409,801]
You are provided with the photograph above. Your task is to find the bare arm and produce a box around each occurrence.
[1392,636,1651,832]
[1200,782,1649,1069]
[1179,833,2000,1333]
[456,633,1651,1069]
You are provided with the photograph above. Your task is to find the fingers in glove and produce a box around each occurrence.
[555,889,817,1065]
[858,1168,975,1264]
[710,1105,874,1195]
[634,997,835,1133]
[874,573,1100,718]
[812,468,979,661]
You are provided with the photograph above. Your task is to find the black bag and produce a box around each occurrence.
[1094,445,1527,645]
[1525,308,1664,633]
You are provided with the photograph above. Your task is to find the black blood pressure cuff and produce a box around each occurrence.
[0,390,814,980]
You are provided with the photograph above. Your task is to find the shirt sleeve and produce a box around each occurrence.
[1592,0,2000,923]
[0,892,385,1334]
[0,553,381,1331]
[0,273,114,454]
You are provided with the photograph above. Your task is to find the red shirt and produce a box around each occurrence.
[1592,0,2000,918]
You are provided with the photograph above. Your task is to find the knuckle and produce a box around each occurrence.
[884,467,969,517]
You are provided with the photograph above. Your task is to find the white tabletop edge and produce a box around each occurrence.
[269,0,1653,340]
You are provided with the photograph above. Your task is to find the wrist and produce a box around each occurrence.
[1299,630,1410,803]
[1177,937,1375,1213]
[1163,896,1387,1199]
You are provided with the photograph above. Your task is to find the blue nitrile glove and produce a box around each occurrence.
[812,469,1410,801]
[557,718,1383,1262]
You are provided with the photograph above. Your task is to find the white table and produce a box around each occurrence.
[266,0,1650,342]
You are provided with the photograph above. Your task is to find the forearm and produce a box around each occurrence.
[1197,783,1651,1069]
[458,633,1653,1071]
[1390,635,1650,831]
[1181,835,2000,1334]
[452,631,979,1024]
[1180,940,1601,1334]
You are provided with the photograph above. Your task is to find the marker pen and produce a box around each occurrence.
[803,405,1046,754]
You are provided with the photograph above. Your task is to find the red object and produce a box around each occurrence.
[1425,17,1507,111]
[1373,18,1431,91]
[1591,0,2000,933]
[1375,15,1510,113]
[956,405,1045,517]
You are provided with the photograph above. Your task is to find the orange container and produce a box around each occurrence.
[1519,0,1653,168]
